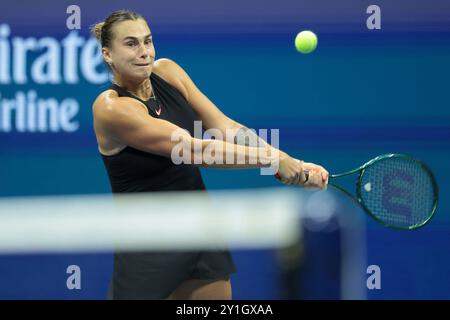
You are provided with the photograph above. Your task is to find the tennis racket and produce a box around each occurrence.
[277,154,438,230]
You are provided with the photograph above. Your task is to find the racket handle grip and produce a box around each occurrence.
[274,171,309,181]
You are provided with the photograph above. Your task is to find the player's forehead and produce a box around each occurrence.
[113,19,152,41]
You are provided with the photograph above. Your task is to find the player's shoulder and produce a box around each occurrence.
[92,90,145,122]
[153,58,189,100]
[153,58,184,74]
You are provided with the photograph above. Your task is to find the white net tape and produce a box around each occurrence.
[0,188,302,253]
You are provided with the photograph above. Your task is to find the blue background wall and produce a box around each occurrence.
[0,0,449,299]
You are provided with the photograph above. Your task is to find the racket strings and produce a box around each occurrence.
[359,157,435,228]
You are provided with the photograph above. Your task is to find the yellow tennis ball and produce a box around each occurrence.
[295,30,318,54]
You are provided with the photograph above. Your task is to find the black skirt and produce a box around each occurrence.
[109,250,237,300]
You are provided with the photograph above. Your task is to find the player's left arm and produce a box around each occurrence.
[156,58,268,146]
[156,58,328,183]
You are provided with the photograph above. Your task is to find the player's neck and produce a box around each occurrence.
[113,76,153,101]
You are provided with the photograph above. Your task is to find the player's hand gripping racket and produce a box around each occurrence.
[276,154,438,230]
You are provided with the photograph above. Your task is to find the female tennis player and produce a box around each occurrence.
[91,10,328,300]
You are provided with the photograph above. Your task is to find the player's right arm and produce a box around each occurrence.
[93,95,304,183]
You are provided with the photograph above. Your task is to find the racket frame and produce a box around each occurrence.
[329,153,439,230]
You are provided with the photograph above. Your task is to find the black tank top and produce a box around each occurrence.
[100,72,206,193]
